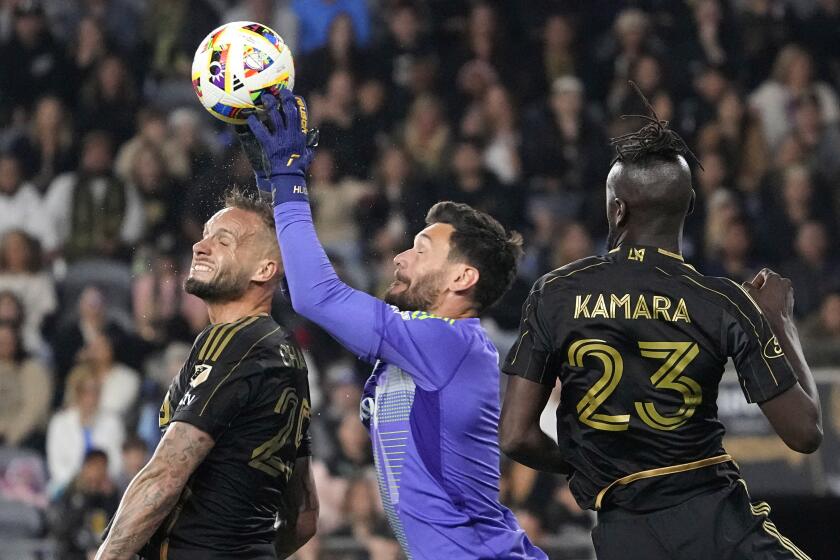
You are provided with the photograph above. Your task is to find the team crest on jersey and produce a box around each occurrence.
[190,364,213,387]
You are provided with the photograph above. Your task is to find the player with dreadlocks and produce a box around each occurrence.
[498,83,822,559]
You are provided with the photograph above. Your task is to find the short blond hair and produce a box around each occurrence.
[64,364,100,408]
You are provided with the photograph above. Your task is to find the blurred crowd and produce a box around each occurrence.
[0,0,839,558]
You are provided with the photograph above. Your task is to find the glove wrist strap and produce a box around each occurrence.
[268,174,309,206]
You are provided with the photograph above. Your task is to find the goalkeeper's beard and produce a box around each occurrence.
[184,269,250,303]
[383,270,443,312]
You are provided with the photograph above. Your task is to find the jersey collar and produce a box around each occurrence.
[608,245,696,270]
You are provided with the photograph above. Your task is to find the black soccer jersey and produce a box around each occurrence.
[143,315,312,560]
[503,246,798,513]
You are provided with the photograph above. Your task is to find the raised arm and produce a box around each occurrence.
[95,421,214,559]
[742,269,822,453]
[239,92,468,389]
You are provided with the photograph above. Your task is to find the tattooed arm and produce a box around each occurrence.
[274,456,319,559]
[96,421,214,560]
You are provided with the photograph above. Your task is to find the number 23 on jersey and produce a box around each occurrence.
[570,339,702,432]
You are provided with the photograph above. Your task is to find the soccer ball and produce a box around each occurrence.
[191,21,295,125]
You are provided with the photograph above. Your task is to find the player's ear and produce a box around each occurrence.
[252,258,278,284]
[450,264,479,294]
[687,189,696,215]
[614,197,628,226]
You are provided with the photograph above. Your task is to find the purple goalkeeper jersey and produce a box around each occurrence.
[275,202,546,560]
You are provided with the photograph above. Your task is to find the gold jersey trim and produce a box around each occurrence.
[594,453,732,510]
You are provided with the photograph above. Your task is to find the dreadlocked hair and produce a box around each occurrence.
[609,82,702,169]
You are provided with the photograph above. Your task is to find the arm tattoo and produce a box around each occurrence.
[95,422,215,560]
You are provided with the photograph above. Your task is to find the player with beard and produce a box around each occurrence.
[237,91,547,559]
[97,190,318,560]
[499,86,822,559]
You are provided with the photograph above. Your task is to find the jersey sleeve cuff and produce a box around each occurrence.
[171,410,225,441]
[502,351,556,386]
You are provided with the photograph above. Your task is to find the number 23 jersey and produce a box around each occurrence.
[502,246,797,512]
[150,315,312,558]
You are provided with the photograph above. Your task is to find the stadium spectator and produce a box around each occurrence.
[687,0,736,74]
[70,17,108,91]
[781,220,839,317]
[520,76,608,222]
[608,54,665,118]
[678,64,730,141]
[131,248,187,344]
[0,452,48,510]
[292,0,370,54]
[143,0,218,107]
[309,148,372,288]
[481,84,522,186]
[0,153,55,251]
[128,142,182,249]
[767,164,834,260]
[50,286,132,405]
[327,413,372,479]
[530,13,579,101]
[0,322,52,449]
[114,107,178,182]
[749,44,840,149]
[44,131,145,262]
[114,436,147,494]
[438,139,515,228]
[49,449,119,560]
[705,219,760,282]
[329,475,386,548]
[0,0,72,118]
[76,331,140,422]
[737,0,792,90]
[697,89,769,193]
[0,230,57,354]
[297,13,364,96]
[402,94,451,176]
[592,8,667,103]
[77,54,138,145]
[7,95,77,193]
[374,2,431,99]
[46,367,124,491]
[789,91,840,182]
[551,222,595,271]
[800,291,840,367]
[357,145,432,256]
[46,0,144,54]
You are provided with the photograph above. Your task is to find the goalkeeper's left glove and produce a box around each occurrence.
[237,90,319,205]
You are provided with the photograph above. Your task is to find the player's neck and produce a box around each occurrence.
[429,296,478,320]
[205,295,271,325]
[618,230,682,256]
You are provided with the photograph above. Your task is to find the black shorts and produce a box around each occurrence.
[592,482,811,560]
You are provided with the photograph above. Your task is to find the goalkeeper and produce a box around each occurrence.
[238,91,546,560]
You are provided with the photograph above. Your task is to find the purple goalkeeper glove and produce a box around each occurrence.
[237,90,319,205]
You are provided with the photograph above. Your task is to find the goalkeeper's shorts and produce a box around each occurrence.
[591,481,810,560]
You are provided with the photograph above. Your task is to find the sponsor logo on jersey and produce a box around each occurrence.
[179,392,197,408]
